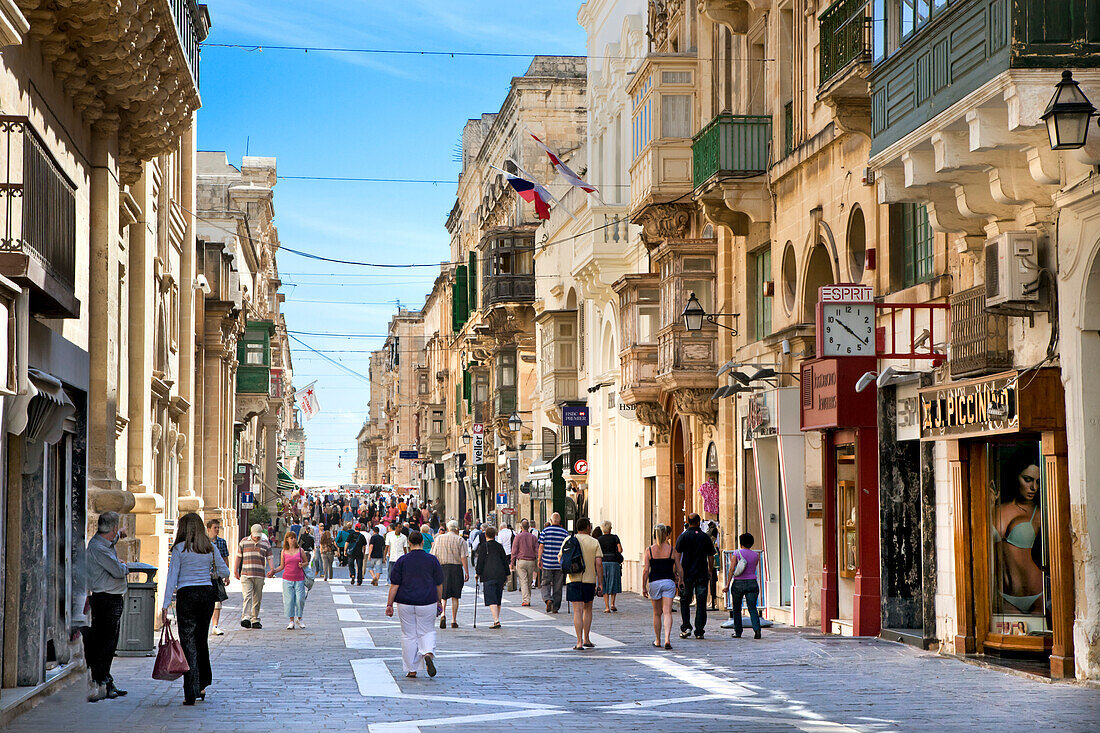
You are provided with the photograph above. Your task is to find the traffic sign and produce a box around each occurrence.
[496,492,508,506]
[573,459,588,475]
[240,491,254,509]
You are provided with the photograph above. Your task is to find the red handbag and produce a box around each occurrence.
[152,623,190,681]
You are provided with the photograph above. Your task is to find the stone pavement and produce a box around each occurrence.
[8,569,1100,732]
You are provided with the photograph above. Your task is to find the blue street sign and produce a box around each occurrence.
[240,491,254,508]
[496,492,508,506]
[398,450,419,459]
[561,404,589,426]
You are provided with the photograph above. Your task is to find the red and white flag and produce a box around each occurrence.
[296,382,320,420]
[530,133,598,194]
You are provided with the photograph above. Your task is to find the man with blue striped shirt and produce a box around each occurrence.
[537,513,569,613]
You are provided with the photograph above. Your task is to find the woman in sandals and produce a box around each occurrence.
[269,531,310,630]
[642,524,682,649]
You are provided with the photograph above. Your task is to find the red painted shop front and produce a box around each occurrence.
[801,356,880,637]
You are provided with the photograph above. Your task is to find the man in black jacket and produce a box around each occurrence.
[474,526,509,629]
[345,524,367,586]
[675,513,716,639]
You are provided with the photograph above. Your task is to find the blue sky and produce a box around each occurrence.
[197,1,586,483]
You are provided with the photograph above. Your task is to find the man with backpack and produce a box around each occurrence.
[559,517,603,650]
[345,524,367,586]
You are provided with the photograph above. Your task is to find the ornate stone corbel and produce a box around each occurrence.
[635,401,671,443]
[673,388,718,426]
[636,203,693,247]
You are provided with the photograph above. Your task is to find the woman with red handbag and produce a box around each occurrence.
[161,512,231,705]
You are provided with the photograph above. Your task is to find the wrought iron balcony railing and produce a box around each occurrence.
[819,0,873,87]
[692,114,771,189]
[949,285,1013,378]
[170,0,206,85]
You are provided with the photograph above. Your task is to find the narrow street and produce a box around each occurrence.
[11,578,1098,733]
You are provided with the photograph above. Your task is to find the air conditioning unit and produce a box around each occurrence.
[985,232,1040,307]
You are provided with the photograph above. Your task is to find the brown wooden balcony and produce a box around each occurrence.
[613,273,662,405]
[619,344,660,405]
[480,227,536,307]
[0,117,79,318]
[537,310,579,405]
[949,284,1013,378]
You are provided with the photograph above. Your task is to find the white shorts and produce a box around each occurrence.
[648,579,677,599]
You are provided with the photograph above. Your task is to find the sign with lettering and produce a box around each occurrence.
[819,284,874,303]
[496,492,508,506]
[561,404,589,426]
[472,423,485,465]
[398,450,419,460]
[799,357,877,431]
[918,374,1018,440]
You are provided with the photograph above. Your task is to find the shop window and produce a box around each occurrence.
[753,247,772,341]
[988,442,1048,636]
[836,443,858,578]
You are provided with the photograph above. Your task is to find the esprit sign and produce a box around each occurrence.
[819,285,873,303]
[472,423,485,465]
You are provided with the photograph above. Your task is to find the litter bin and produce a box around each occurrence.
[117,562,157,657]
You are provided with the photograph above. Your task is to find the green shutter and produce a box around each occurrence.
[468,251,478,312]
[463,368,472,413]
[455,383,462,424]
[453,265,469,332]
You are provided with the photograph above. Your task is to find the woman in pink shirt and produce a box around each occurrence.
[724,532,762,639]
[270,531,310,630]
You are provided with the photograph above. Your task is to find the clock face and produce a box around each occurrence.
[821,303,875,356]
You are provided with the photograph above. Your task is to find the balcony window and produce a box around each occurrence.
[632,74,653,160]
[245,343,265,365]
[638,288,660,343]
[691,114,771,188]
[431,410,444,436]
[754,247,772,341]
[819,0,874,83]
[661,95,693,138]
[497,350,517,388]
[872,0,948,61]
[482,231,535,305]
[894,203,934,289]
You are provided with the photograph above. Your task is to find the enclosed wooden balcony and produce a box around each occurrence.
[537,310,579,406]
[613,274,662,405]
[654,240,718,393]
[692,114,771,231]
[480,227,535,307]
[0,116,79,318]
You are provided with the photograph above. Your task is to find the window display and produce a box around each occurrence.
[989,442,1049,637]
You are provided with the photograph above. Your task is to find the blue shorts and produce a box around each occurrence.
[366,558,383,572]
[648,579,677,599]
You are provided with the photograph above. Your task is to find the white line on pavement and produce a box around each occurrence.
[342,627,376,649]
[508,606,549,621]
[334,595,352,605]
[350,658,402,697]
[369,709,563,731]
[337,608,362,622]
[601,693,725,711]
[552,626,625,648]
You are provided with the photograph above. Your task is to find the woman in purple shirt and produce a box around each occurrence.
[724,532,762,639]
[385,531,444,678]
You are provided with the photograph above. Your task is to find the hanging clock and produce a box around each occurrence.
[816,284,876,357]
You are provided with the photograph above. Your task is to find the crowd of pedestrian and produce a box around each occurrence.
[80,485,761,702]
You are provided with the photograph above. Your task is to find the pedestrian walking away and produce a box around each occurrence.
[345,524,367,585]
[474,525,509,628]
[367,525,386,585]
[510,518,539,606]
[386,522,410,578]
[496,522,515,591]
[642,523,682,649]
[235,524,273,629]
[84,511,130,702]
[538,512,569,613]
[726,532,763,639]
[675,513,716,639]
[559,517,603,650]
[386,531,444,679]
[270,531,310,629]
[430,520,469,628]
[161,512,231,705]
[598,520,624,613]
[319,528,336,581]
[206,518,230,635]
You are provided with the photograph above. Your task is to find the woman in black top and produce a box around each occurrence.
[474,526,510,629]
[598,521,624,613]
[642,524,682,649]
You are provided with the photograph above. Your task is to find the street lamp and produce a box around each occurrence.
[507,411,523,434]
[1042,70,1096,150]
[682,292,706,331]
[461,430,471,445]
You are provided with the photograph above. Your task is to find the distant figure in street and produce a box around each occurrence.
[318,529,336,581]
[386,522,410,577]
[431,520,470,628]
[206,518,230,635]
[510,519,539,606]
[643,523,681,649]
[85,511,130,702]
[598,521,624,614]
[345,524,367,586]
[463,508,473,530]
[162,512,230,705]
[367,526,386,585]
[235,524,273,630]
[708,524,721,610]
[475,525,510,628]
[298,524,315,554]
[420,523,435,554]
[675,513,717,639]
[725,533,763,639]
[538,513,570,614]
[335,521,351,566]
[386,531,444,678]
[270,531,310,629]
[560,517,603,650]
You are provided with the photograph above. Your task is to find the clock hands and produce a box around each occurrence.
[835,319,868,346]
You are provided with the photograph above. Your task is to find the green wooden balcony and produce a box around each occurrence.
[819,0,872,88]
[692,114,771,189]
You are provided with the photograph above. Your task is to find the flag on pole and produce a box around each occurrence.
[530,133,598,194]
[296,382,320,420]
[502,171,552,220]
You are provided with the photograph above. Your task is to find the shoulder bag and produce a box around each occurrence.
[152,624,190,680]
[211,554,229,602]
[732,549,747,578]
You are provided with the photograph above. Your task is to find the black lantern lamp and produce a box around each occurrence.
[461,430,471,445]
[682,292,706,331]
[1042,70,1096,151]
[507,411,523,434]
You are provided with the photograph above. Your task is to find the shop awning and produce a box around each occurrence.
[277,463,299,493]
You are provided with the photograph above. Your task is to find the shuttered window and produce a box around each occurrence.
[453,265,469,332]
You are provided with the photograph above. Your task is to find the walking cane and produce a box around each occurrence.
[473,579,479,628]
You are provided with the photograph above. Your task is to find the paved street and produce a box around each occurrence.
[9,573,1099,733]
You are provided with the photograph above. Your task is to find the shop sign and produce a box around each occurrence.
[561,404,589,426]
[896,382,921,442]
[472,423,484,465]
[748,393,773,437]
[285,441,302,458]
[919,374,1018,440]
[398,450,419,459]
[800,357,877,431]
[617,401,639,422]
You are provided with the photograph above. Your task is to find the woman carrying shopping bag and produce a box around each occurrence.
[160,512,230,705]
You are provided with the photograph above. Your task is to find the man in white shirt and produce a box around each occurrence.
[496,523,516,591]
[385,522,409,578]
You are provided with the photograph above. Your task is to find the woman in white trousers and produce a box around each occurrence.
[385,531,444,678]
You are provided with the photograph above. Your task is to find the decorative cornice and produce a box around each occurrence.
[672,387,718,426]
[634,202,693,247]
[634,401,671,443]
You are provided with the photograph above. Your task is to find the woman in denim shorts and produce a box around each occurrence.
[642,524,682,649]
